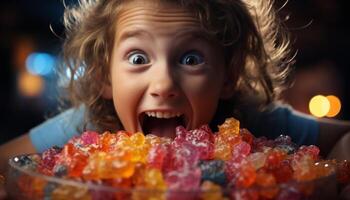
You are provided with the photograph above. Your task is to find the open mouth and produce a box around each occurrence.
[139,111,187,138]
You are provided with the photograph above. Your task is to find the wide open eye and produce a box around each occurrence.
[128,52,150,65]
[179,51,205,66]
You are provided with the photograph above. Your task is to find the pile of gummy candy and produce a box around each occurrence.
[12,118,350,199]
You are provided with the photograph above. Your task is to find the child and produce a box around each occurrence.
[1,0,350,175]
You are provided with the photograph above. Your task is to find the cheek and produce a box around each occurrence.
[183,72,224,100]
[111,70,143,131]
[182,74,224,122]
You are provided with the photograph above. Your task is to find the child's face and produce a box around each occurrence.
[107,0,231,138]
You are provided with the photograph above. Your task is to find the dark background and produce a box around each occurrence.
[0,0,349,144]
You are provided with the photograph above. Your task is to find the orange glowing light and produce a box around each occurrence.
[18,72,44,97]
[326,95,341,117]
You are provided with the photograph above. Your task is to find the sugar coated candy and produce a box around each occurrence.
[9,117,349,200]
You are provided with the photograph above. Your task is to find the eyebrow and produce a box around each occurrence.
[173,29,214,43]
[116,27,214,45]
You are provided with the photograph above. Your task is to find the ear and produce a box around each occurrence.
[102,84,113,99]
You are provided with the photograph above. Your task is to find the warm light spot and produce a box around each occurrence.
[13,37,35,70]
[309,95,330,117]
[18,72,44,97]
[326,95,341,117]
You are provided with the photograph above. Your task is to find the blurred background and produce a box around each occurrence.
[0,0,349,144]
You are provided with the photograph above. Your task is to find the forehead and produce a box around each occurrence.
[115,0,205,42]
[117,0,197,25]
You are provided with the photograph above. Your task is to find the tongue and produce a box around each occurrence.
[144,118,180,138]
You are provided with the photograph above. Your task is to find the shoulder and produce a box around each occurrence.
[240,102,319,145]
[28,105,90,152]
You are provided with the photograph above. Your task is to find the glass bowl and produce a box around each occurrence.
[6,154,338,200]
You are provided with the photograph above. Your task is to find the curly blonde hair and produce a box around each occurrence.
[60,0,292,132]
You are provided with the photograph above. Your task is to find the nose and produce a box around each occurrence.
[149,64,179,99]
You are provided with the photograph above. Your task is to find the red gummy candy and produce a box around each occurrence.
[165,167,201,191]
[99,131,118,152]
[55,143,88,177]
[147,144,167,169]
[40,147,61,170]
[80,131,100,146]
[265,149,287,169]
[240,128,254,145]
[174,125,214,160]
[232,141,251,162]
[298,145,320,160]
[252,137,274,152]
[234,163,256,188]
[271,160,293,183]
[170,142,200,171]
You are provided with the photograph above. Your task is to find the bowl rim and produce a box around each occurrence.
[7,154,337,193]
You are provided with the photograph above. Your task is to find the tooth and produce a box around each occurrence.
[162,112,167,118]
[163,112,170,118]
[144,111,183,119]
[146,112,154,117]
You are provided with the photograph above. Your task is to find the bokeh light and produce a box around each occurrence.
[326,95,341,117]
[18,72,44,97]
[65,66,85,80]
[25,52,56,76]
[309,95,330,117]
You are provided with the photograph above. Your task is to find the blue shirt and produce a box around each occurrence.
[29,104,319,152]
[29,105,88,152]
[239,103,319,146]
